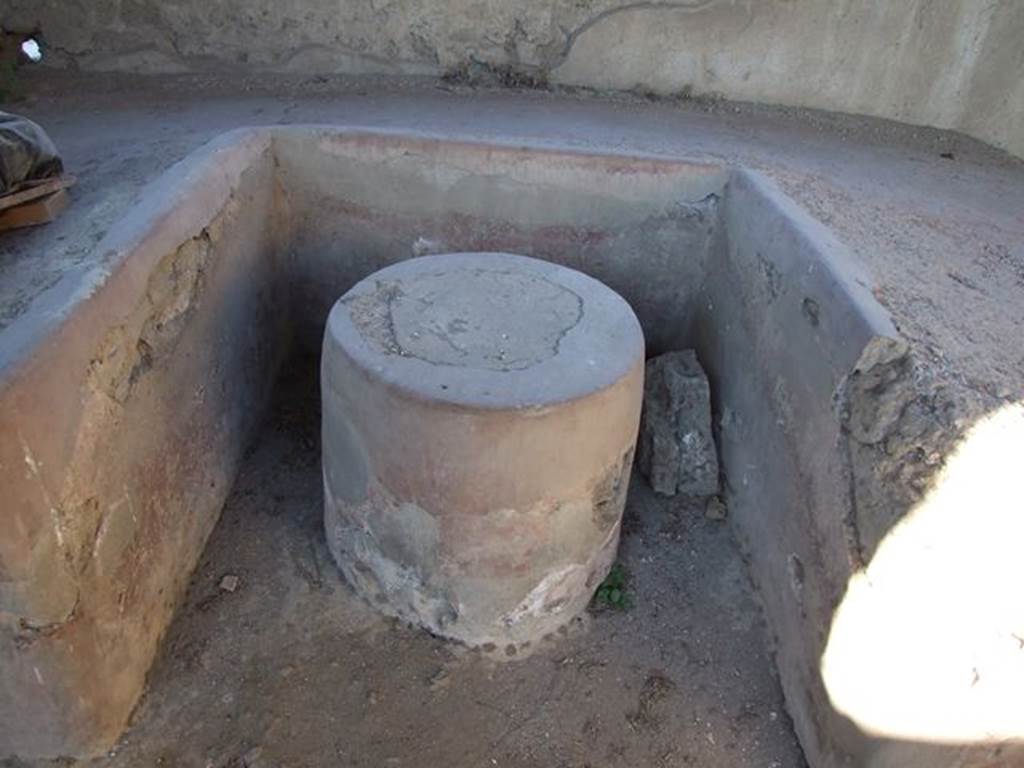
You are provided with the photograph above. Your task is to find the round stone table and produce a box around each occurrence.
[321,252,644,646]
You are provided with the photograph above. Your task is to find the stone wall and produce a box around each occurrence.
[0,130,290,757]
[4,0,1024,159]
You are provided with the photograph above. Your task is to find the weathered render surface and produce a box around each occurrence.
[322,252,644,646]
[5,0,1024,158]
[0,126,1021,767]
[0,131,290,757]
[274,131,725,353]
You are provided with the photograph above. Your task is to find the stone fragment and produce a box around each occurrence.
[219,574,240,593]
[705,496,727,520]
[638,350,719,497]
[242,745,270,768]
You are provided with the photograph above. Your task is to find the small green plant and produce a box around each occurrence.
[592,562,631,611]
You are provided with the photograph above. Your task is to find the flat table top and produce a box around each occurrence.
[325,252,645,410]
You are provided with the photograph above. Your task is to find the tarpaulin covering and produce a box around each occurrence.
[0,111,63,195]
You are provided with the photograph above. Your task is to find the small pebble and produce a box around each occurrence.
[219,574,240,592]
[705,496,727,521]
[428,668,450,691]
[241,746,265,768]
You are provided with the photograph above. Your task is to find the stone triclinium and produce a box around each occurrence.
[321,252,645,646]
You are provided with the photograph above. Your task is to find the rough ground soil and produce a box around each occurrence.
[27,358,803,768]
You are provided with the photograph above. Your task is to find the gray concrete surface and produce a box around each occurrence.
[322,253,644,645]
[4,1,1023,158]
[0,76,1022,767]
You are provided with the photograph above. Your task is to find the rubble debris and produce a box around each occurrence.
[638,351,719,497]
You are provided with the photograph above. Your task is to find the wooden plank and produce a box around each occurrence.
[0,188,70,231]
[0,175,77,212]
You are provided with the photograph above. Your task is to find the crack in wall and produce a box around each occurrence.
[344,269,584,372]
[548,0,725,70]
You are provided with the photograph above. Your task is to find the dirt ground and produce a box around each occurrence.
[18,357,804,768]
